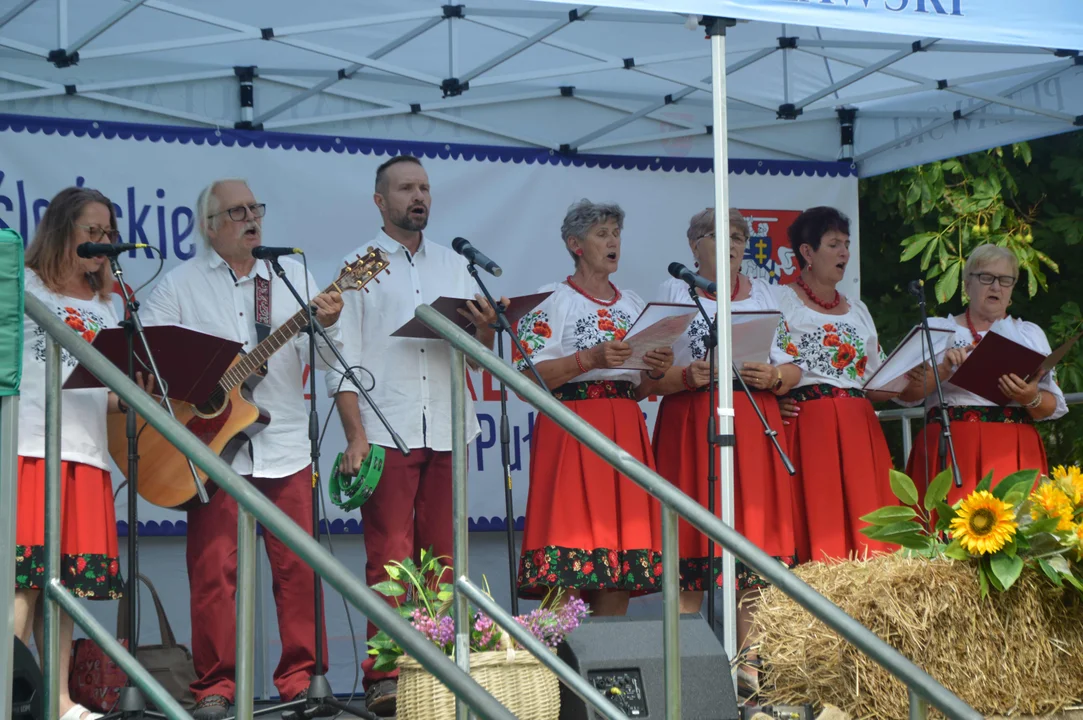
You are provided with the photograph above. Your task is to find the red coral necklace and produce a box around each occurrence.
[796,275,841,310]
[566,275,621,307]
[964,308,984,345]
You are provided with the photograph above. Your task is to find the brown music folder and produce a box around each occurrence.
[393,291,553,340]
[63,324,243,405]
[948,329,1079,405]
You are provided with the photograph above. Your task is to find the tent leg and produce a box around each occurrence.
[706,15,738,670]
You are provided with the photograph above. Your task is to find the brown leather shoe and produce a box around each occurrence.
[365,679,397,718]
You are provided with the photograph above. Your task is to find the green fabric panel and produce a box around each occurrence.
[0,229,25,396]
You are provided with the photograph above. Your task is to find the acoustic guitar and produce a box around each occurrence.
[109,248,390,509]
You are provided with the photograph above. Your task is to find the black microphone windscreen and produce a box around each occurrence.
[668,262,686,279]
[452,237,468,253]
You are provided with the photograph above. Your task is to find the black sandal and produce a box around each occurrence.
[365,679,398,718]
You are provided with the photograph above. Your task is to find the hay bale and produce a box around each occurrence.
[752,555,1083,719]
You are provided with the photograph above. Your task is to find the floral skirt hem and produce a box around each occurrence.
[517,546,662,598]
[679,555,799,591]
[14,545,124,599]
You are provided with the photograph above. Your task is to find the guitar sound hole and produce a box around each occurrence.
[194,385,227,418]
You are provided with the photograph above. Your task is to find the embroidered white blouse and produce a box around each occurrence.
[774,284,885,390]
[897,314,1068,420]
[655,276,796,369]
[19,270,119,469]
[514,281,646,385]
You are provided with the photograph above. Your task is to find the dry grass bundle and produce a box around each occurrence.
[751,555,1083,719]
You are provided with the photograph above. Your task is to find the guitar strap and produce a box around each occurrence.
[254,261,272,377]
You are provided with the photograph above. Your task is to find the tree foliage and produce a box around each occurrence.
[860,131,1083,466]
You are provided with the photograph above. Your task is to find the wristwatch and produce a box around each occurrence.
[770,368,784,393]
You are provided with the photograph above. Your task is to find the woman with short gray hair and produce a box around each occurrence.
[899,243,1067,502]
[512,198,674,616]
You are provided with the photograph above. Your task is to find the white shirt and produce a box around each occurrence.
[775,284,885,390]
[655,276,796,369]
[896,314,1068,420]
[142,251,343,478]
[326,231,481,451]
[19,271,118,469]
[514,281,646,385]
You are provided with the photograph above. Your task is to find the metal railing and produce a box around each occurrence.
[22,293,524,720]
[417,303,983,720]
[877,392,1083,460]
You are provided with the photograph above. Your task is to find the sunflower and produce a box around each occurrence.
[1030,483,1076,532]
[950,491,1018,555]
[1051,465,1083,505]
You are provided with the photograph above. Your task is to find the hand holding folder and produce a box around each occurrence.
[948,327,1080,405]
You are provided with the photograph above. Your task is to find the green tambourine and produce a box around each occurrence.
[329,445,385,511]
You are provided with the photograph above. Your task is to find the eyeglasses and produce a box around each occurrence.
[76,224,120,242]
[208,203,267,222]
[695,231,748,246]
[969,272,1016,288]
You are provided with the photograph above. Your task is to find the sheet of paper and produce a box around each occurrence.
[861,325,955,393]
[620,303,697,370]
[730,311,781,367]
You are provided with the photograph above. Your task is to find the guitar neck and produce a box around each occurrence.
[219,280,337,390]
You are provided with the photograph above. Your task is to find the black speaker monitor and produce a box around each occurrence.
[557,614,739,720]
[12,635,43,720]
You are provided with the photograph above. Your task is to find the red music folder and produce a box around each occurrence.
[63,324,243,405]
[393,291,553,340]
[948,330,1049,405]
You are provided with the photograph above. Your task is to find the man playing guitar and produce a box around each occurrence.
[142,178,343,720]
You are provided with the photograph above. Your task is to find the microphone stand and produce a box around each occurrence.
[686,286,795,633]
[915,286,962,489]
[103,254,207,720]
[259,258,405,720]
[466,262,550,616]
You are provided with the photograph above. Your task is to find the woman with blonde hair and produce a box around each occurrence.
[16,186,152,720]
[899,243,1066,502]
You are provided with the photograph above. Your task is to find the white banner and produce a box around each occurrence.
[534,0,1083,51]
[0,116,858,534]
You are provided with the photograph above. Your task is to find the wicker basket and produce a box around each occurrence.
[397,648,560,720]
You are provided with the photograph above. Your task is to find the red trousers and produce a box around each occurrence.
[186,465,328,702]
[361,447,454,688]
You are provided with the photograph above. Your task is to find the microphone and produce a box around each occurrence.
[251,246,302,260]
[908,279,924,298]
[668,262,717,296]
[76,242,149,258]
[452,237,502,277]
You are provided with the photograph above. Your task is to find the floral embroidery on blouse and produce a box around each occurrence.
[571,307,631,352]
[513,309,551,369]
[32,305,107,368]
[777,318,799,360]
[795,321,872,381]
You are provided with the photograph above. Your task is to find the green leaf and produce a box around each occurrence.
[943,538,970,560]
[864,521,925,546]
[373,653,400,673]
[975,469,994,494]
[371,580,406,597]
[923,468,953,511]
[992,469,1038,501]
[990,553,1024,591]
[906,182,922,206]
[1037,558,1064,587]
[889,469,920,506]
[900,232,938,262]
[978,561,990,598]
[1025,517,1061,536]
[436,590,453,602]
[935,501,957,533]
[386,565,402,581]
[934,259,962,303]
[859,506,918,525]
[1046,554,1072,575]
[1062,571,1083,594]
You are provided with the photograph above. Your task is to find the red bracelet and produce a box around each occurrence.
[681,367,697,392]
[575,351,587,374]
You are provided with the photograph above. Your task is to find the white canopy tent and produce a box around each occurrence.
[1,0,1081,691]
[0,0,1079,177]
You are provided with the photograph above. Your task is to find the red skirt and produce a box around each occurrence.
[652,388,797,591]
[517,382,662,598]
[906,406,1047,507]
[784,386,896,563]
[14,456,124,599]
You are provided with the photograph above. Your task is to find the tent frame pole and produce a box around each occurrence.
[706,15,738,669]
